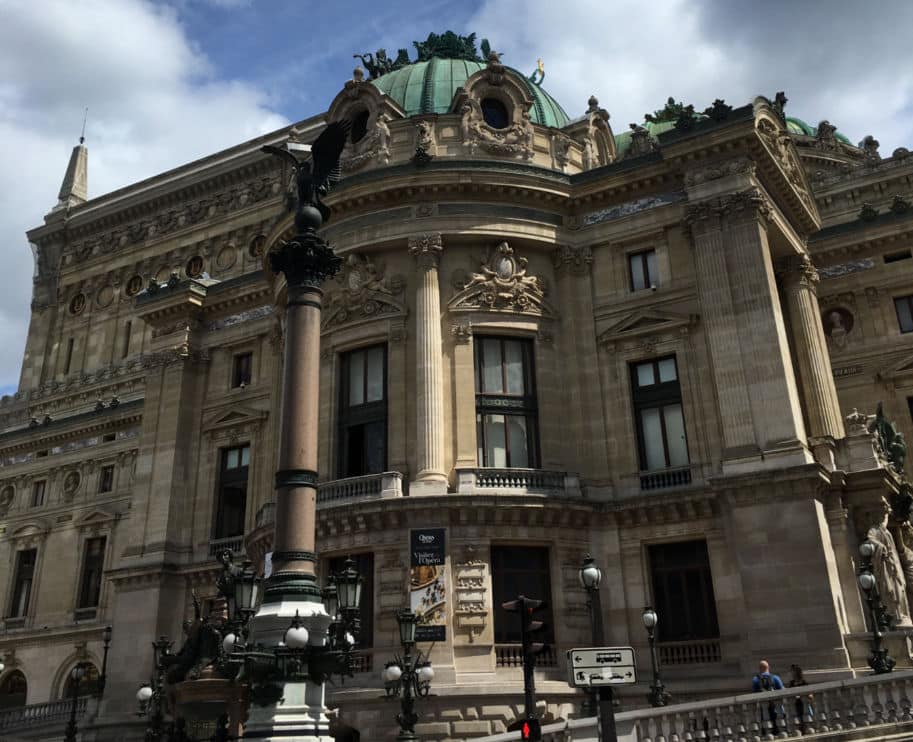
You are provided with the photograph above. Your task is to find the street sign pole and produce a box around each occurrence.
[590,585,616,742]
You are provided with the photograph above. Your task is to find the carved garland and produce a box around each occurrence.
[321,253,407,330]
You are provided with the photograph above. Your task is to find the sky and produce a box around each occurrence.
[0,0,911,395]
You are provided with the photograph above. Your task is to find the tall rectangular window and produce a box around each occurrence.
[9,549,37,618]
[475,337,539,468]
[629,249,658,291]
[213,444,250,539]
[491,546,554,645]
[895,296,913,333]
[31,480,46,508]
[99,465,114,494]
[328,553,374,648]
[78,537,106,609]
[338,345,387,477]
[64,338,74,375]
[631,357,689,471]
[232,352,253,388]
[648,540,719,641]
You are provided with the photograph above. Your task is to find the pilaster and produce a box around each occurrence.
[409,233,448,494]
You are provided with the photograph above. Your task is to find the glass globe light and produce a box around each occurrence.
[71,665,86,681]
[222,632,237,654]
[136,685,153,703]
[642,607,658,630]
[344,632,355,647]
[858,572,877,592]
[385,664,403,683]
[0,661,5,674]
[579,555,602,590]
[859,541,876,559]
[417,664,434,683]
[285,625,309,649]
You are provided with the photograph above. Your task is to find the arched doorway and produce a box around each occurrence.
[61,663,100,698]
[0,670,27,709]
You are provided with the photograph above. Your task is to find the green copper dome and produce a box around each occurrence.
[370,58,570,129]
[786,116,852,145]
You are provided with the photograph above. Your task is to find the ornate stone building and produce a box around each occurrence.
[2,31,913,741]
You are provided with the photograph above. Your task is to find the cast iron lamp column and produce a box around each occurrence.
[579,555,617,742]
[64,663,87,742]
[858,539,895,674]
[383,610,434,742]
[97,626,113,695]
[136,636,172,742]
[641,607,669,706]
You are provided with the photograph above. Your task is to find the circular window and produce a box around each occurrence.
[185,256,204,278]
[125,275,144,297]
[351,110,370,144]
[481,98,510,129]
[69,293,86,315]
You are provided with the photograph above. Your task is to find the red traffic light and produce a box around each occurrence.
[520,718,541,741]
[522,721,530,740]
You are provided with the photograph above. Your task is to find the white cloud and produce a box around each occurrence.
[0,0,288,391]
[469,0,913,150]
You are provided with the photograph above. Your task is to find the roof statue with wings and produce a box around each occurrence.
[262,119,351,232]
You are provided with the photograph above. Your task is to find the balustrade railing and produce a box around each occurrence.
[317,471,404,505]
[456,468,581,497]
[495,643,558,668]
[208,534,245,556]
[0,697,87,731]
[658,638,721,665]
[640,466,692,491]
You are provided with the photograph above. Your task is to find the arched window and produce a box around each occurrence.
[481,98,510,130]
[0,670,27,709]
[62,663,100,699]
[351,110,370,144]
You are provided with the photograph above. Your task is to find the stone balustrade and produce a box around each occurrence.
[208,534,245,556]
[316,471,404,505]
[658,639,722,666]
[640,465,693,491]
[456,468,581,497]
[495,643,559,668]
[0,696,88,732]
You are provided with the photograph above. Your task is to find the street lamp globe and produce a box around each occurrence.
[642,607,658,631]
[859,540,876,559]
[222,632,238,654]
[70,665,86,682]
[285,624,310,649]
[384,664,403,683]
[417,664,434,683]
[103,625,113,645]
[578,555,602,590]
[859,572,877,592]
[0,661,5,675]
[136,685,153,703]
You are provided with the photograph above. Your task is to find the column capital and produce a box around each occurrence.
[409,232,443,269]
[684,187,772,235]
[776,253,820,291]
[551,245,593,275]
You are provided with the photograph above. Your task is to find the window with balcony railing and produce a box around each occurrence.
[77,537,106,614]
[631,356,690,482]
[475,337,539,468]
[338,345,387,477]
[491,545,554,663]
[8,550,36,619]
[648,540,719,645]
[213,444,249,540]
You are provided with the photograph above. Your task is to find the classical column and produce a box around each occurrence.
[409,233,448,494]
[778,254,846,454]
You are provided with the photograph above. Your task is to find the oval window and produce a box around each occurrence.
[481,98,510,130]
[351,110,370,144]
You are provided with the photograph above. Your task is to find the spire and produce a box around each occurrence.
[53,109,88,212]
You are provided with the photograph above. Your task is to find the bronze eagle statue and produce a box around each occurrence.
[261,119,350,230]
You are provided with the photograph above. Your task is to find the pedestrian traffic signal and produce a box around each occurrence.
[520,718,541,741]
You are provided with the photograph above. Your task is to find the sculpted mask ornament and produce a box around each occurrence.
[449,241,550,315]
[63,470,81,500]
[0,485,13,514]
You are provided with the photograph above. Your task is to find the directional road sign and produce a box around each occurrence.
[566,646,637,687]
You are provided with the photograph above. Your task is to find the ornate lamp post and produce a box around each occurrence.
[578,555,617,742]
[641,607,670,707]
[858,539,895,674]
[64,662,87,742]
[136,636,173,742]
[383,609,434,742]
[97,625,113,695]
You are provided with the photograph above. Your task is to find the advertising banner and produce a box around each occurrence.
[410,528,446,641]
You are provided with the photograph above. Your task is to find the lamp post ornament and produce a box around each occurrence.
[383,609,435,741]
[858,539,896,674]
[642,607,670,706]
[578,554,618,742]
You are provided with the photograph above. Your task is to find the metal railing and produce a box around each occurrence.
[495,643,558,668]
[456,468,581,497]
[658,638,721,665]
[640,465,692,491]
[0,697,87,731]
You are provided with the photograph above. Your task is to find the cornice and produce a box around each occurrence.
[0,400,143,452]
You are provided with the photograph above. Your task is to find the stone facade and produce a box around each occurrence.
[2,43,913,742]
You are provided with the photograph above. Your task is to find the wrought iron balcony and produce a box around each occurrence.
[455,468,581,497]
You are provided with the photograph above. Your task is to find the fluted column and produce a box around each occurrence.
[778,254,846,445]
[409,233,448,493]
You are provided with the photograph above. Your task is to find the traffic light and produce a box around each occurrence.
[520,597,548,665]
[520,718,541,742]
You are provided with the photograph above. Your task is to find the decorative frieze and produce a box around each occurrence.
[449,241,551,316]
[581,192,685,227]
[322,254,406,330]
[684,157,755,187]
[551,245,593,275]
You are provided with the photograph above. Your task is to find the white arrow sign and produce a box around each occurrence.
[566,647,637,687]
